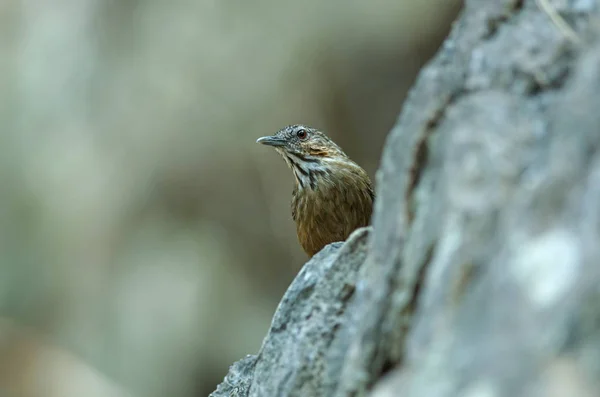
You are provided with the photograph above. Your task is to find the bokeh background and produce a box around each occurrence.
[0,1,461,396]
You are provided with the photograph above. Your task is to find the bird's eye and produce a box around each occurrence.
[296,129,308,140]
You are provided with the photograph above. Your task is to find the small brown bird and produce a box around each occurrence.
[257,125,374,257]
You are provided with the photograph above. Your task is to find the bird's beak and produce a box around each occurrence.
[256,135,287,147]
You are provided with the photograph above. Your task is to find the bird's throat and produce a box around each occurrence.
[281,153,329,190]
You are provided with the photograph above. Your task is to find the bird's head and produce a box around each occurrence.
[257,124,346,158]
[257,125,360,190]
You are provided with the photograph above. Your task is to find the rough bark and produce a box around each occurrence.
[210,0,600,396]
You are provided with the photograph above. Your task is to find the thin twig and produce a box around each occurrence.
[536,0,581,44]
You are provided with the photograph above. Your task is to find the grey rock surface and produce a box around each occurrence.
[211,0,600,396]
[209,227,371,397]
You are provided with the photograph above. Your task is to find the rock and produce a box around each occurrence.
[211,0,600,396]
[209,227,371,397]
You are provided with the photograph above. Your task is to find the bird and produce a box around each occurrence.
[257,124,374,257]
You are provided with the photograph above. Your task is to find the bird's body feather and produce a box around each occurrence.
[291,159,373,256]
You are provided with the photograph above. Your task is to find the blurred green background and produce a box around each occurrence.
[0,1,461,396]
